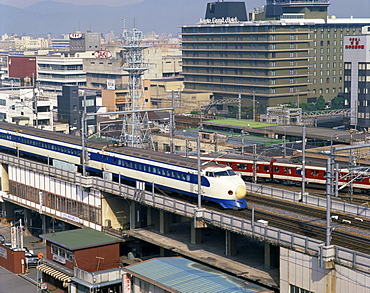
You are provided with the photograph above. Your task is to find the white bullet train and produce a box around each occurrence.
[0,122,247,209]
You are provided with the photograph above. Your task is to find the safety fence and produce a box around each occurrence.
[0,154,369,274]
[246,182,370,218]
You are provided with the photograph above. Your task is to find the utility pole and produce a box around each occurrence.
[301,125,306,201]
[197,127,202,209]
[253,144,257,183]
[32,73,38,128]
[252,91,256,122]
[81,95,87,177]
[170,90,175,154]
[238,93,241,120]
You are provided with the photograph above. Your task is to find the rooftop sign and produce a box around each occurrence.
[199,17,239,24]
[94,50,112,59]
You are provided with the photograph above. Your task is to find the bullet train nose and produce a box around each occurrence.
[235,184,247,199]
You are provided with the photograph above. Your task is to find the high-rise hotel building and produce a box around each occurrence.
[181,0,370,112]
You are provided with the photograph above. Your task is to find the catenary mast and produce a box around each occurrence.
[118,27,153,149]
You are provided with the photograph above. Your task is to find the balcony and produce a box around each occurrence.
[72,267,124,288]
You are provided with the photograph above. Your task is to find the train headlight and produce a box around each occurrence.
[235,185,247,199]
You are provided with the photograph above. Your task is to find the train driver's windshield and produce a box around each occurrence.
[206,170,236,177]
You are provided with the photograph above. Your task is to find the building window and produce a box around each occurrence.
[290,285,314,293]
[290,87,294,93]
[290,70,294,75]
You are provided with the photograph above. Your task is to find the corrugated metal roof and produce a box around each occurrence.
[40,229,121,250]
[124,257,272,293]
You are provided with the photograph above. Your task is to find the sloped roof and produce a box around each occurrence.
[40,229,121,250]
[124,257,273,293]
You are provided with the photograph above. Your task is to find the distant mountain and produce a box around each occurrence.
[0,0,369,36]
[0,0,213,36]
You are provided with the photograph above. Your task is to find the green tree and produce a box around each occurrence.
[315,96,326,110]
[300,103,316,112]
[330,96,344,110]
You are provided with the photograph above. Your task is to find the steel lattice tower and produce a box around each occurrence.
[118,28,154,149]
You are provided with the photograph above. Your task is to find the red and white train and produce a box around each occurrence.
[189,155,370,192]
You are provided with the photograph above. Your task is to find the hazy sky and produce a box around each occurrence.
[0,0,369,18]
[0,0,145,7]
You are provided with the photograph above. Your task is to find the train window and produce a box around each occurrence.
[153,167,157,173]
[213,170,235,177]
[264,166,269,172]
[134,163,138,169]
[296,169,301,175]
[206,172,214,177]
[148,166,152,172]
[274,167,280,172]
[186,174,190,181]
[311,170,319,176]
[166,170,171,177]
[236,164,247,170]
[176,172,181,179]
[284,167,292,174]
[171,171,175,178]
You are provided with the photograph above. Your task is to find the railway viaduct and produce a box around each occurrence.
[0,152,370,292]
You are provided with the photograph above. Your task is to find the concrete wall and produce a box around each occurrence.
[280,247,370,293]
[101,192,130,230]
[0,245,26,274]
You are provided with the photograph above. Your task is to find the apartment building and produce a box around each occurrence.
[181,0,370,112]
[344,26,370,129]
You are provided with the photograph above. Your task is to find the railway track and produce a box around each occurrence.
[253,180,370,205]
[247,193,370,231]
[215,206,370,255]
[161,187,370,254]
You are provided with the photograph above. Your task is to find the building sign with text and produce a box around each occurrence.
[345,38,365,50]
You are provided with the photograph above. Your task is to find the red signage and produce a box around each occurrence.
[123,274,131,293]
[345,38,365,49]
[69,33,83,39]
[94,50,112,59]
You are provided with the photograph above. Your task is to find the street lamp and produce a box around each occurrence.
[197,126,203,210]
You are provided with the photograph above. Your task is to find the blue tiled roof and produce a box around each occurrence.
[124,257,272,293]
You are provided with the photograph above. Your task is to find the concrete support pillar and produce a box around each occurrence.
[41,214,47,234]
[1,163,9,192]
[61,221,66,232]
[146,206,152,227]
[264,242,279,269]
[1,201,15,222]
[159,210,170,234]
[191,224,202,245]
[23,209,32,236]
[130,201,139,230]
[225,231,237,257]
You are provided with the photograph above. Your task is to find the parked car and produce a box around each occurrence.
[25,255,39,267]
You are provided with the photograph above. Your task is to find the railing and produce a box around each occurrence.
[74,267,123,285]
[0,153,369,274]
[245,182,370,218]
